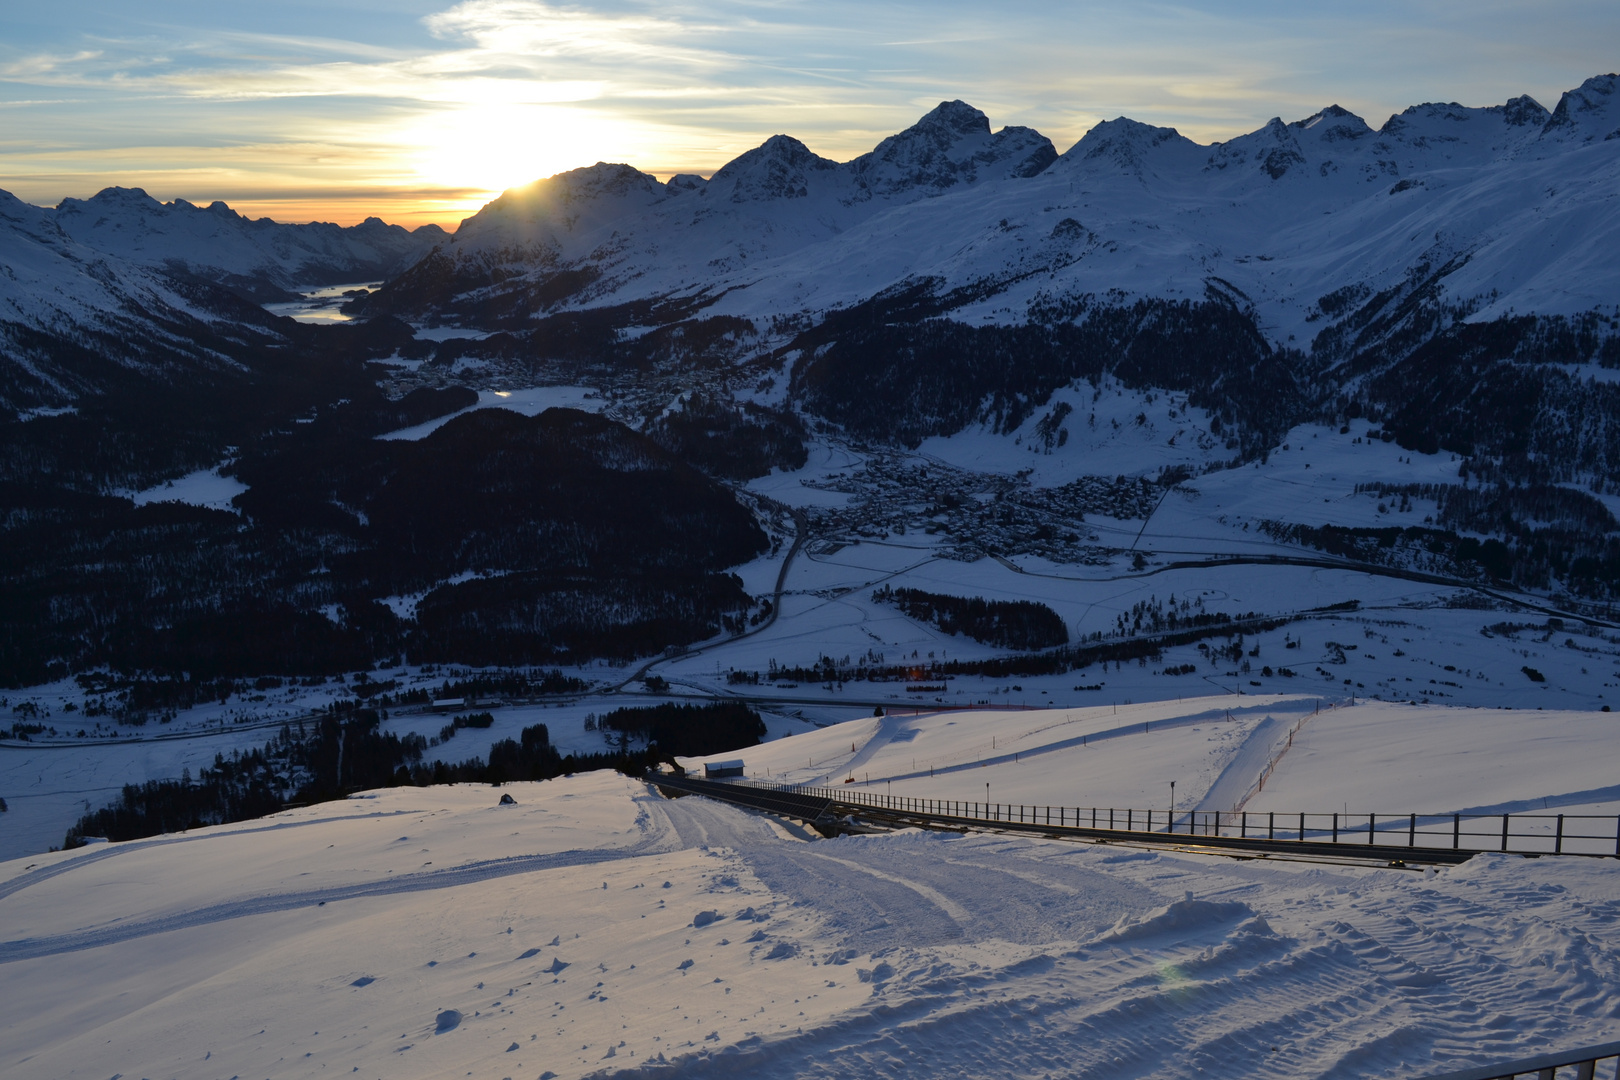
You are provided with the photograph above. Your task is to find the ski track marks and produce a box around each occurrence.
[609,796,1620,1080]
[1198,712,1290,812]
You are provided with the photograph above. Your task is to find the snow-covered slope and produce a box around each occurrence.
[4,718,1618,1080]
[0,189,282,412]
[685,698,1620,833]
[52,187,447,300]
[360,77,1620,335]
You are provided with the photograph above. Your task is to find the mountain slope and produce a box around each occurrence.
[52,187,447,301]
[0,188,287,415]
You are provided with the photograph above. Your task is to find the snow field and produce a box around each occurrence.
[685,697,1620,835]
[0,774,865,1080]
[3,770,1618,1079]
[1246,702,1620,819]
[128,467,248,512]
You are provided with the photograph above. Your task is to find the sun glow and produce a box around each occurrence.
[403,101,640,213]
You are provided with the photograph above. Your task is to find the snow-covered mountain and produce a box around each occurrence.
[51,187,447,301]
[0,188,286,413]
[358,77,1620,332]
[0,184,441,416]
[364,100,1056,319]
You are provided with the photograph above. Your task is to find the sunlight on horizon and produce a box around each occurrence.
[3,1,1617,229]
[400,102,645,221]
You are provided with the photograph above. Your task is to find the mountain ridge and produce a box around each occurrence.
[50,186,447,302]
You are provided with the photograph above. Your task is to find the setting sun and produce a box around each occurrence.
[403,101,641,217]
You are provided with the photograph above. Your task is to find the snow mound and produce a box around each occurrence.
[1098,893,1258,944]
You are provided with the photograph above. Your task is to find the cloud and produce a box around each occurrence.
[0,50,105,80]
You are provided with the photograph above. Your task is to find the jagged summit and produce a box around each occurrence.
[1206,116,1310,180]
[1499,94,1552,126]
[473,162,665,220]
[1542,72,1620,142]
[848,100,1056,198]
[914,99,994,137]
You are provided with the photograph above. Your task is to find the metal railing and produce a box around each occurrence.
[656,774,1620,862]
[1417,1038,1620,1080]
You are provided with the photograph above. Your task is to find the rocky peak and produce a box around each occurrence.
[707,135,840,203]
[1290,105,1372,144]
[1062,117,1193,175]
[846,101,1055,199]
[461,163,665,234]
[1499,94,1551,127]
[1541,73,1620,142]
[1206,117,1307,180]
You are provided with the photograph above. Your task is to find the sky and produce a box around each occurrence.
[1,1,1617,230]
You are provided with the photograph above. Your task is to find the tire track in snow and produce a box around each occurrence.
[797,851,972,923]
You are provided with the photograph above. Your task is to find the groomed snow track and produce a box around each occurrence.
[650,775,1620,867]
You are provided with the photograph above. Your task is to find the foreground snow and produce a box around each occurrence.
[2,770,1616,1080]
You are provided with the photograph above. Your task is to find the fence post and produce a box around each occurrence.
[1453,813,1460,850]
[1615,815,1619,858]
[1127,808,1133,831]
[1269,812,1274,841]
[1408,813,1414,848]
[1502,813,1510,853]
[1242,812,1247,839]
[1333,812,1338,844]
[1556,813,1565,855]
[1298,811,1305,842]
